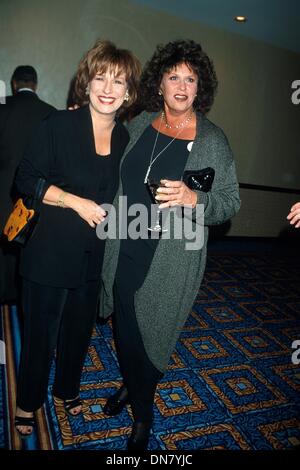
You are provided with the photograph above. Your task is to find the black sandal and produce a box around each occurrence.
[14,415,35,439]
[64,396,82,416]
[127,421,152,451]
[103,385,129,416]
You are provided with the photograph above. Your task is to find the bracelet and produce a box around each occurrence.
[57,191,67,208]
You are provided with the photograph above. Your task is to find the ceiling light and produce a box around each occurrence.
[234,16,247,22]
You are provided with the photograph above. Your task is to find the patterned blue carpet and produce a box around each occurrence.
[1,238,300,450]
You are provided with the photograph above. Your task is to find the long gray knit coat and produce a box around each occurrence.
[98,111,241,373]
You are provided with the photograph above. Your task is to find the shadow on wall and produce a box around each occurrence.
[208,220,300,242]
[209,220,232,241]
[66,75,78,109]
[279,225,300,242]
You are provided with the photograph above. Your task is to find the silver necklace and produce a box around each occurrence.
[161,110,193,129]
[144,113,190,183]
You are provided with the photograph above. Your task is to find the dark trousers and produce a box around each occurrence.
[16,276,99,412]
[0,240,20,303]
[114,254,163,423]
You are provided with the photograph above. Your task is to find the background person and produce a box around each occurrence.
[0,65,55,303]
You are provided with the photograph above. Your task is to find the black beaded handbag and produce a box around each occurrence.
[183,167,215,192]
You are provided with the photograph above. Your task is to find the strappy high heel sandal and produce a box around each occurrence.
[64,396,82,416]
[14,415,35,439]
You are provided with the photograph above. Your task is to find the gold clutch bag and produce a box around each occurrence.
[3,198,36,242]
[3,177,45,245]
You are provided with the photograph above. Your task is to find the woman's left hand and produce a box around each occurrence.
[155,179,197,209]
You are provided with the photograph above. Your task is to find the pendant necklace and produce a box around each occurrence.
[144,111,193,184]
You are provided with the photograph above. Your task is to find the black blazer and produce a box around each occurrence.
[14,105,129,287]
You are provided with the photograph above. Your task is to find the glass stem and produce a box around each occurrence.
[155,207,161,227]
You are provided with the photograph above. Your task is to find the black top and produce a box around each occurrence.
[84,148,113,277]
[120,124,192,269]
[14,105,129,287]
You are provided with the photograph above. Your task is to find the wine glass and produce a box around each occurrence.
[146,178,167,232]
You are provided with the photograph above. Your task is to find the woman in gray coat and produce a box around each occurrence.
[98,39,241,450]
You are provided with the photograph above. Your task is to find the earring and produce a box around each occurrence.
[124,91,129,102]
[158,90,162,96]
[85,85,90,95]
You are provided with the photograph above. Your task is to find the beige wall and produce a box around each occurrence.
[228,188,299,238]
[1,0,299,237]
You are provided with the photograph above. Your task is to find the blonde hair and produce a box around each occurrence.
[74,39,141,109]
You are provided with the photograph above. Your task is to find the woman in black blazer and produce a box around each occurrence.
[13,40,141,438]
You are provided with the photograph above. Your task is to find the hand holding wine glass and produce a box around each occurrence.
[155,179,197,209]
[146,178,167,232]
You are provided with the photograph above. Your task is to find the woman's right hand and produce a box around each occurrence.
[42,186,106,227]
[287,202,300,228]
[69,196,107,228]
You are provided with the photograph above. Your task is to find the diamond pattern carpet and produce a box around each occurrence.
[1,238,300,450]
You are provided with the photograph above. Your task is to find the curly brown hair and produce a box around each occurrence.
[74,39,141,110]
[139,39,218,115]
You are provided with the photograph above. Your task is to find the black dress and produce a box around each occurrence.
[114,125,192,422]
[84,147,120,281]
